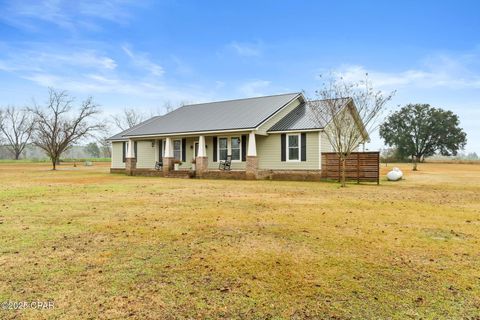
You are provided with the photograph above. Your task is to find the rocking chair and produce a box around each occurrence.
[219,155,232,171]
[155,160,163,170]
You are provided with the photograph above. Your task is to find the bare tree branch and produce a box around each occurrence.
[0,106,35,160]
[309,73,395,187]
[29,88,105,170]
[112,108,145,131]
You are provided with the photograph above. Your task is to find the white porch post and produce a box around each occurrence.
[127,139,135,158]
[246,131,258,179]
[247,131,257,156]
[198,135,206,157]
[164,137,173,157]
[125,139,136,175]
[163,137,174,173]
[196,135,208,175]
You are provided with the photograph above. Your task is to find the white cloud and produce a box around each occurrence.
[238,80,271,96]
[122,45,164,77]
[329,53,480,90]
[0,48,117,73]
[0,43,213,104]
[229,41,263,57]
[22,71,213,103]
[0,0,140,31]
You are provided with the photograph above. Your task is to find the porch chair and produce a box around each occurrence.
[219,155,232,171]
[155,160,163,170]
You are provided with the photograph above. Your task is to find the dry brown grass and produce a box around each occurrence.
[0,162,479,319]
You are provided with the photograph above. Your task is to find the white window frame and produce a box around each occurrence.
[287,133,301,162]
[173,139,182,161]
[230,136,241,162]
[218,137,228,161]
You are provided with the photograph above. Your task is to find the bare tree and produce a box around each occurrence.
[29,88,105,170]
[112,108,145,131]
[309,74,394,187]
[97,134,112,158]
[147,100,190,118]
[0,106,35,160]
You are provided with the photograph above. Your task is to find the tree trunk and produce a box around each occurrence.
[51,158,57,170]
[15,152,20,160]
[340,157,346,187]
[413,155,421,171]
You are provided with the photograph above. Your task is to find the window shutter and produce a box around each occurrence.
[241,135,247,161]
[158,139,163,159]
[134,141,138,158]
[182,138,186,162]
[122,142,126,163]
[281,134,286,162]
[301,133,306,161]
[213,136,217,162]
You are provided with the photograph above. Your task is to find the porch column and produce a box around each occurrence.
[163,137,174,173]
[125,139,136,176]
[196,135,208,176]
[246,131,258,179]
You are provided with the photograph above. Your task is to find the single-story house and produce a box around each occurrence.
[108,92,368,180]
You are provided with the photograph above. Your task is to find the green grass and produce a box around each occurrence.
[0,162,479,319]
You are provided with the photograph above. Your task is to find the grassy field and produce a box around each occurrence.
[0,162,479,319]
[0,158,111,164]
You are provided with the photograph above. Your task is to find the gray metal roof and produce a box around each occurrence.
[120,93,301,137]
[268,98,349,132]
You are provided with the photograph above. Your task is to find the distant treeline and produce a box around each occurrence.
[380,148,479,163]
[0,143,110,161]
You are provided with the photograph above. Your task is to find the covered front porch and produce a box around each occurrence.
[123,131,259,179]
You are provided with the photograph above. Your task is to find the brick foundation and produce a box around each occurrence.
[195,156,208,177]
[162,157,174,174]
[116,162,324,182]
[125,158,136,176]
[246,156,258,179]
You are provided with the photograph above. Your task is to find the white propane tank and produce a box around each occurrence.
[387,167,403,181]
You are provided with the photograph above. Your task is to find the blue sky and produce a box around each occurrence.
[0,0,479,152]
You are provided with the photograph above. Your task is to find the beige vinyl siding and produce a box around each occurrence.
[206,135,246,170]
[320,132,334,153]
[257,132,320,170]
[136,140,156,169]
[111,142,125,169]
[256,98,301,134]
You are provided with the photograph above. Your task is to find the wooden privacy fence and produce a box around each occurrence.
[321,152,380,184]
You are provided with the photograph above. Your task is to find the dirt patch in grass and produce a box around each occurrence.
[0,162,479,319]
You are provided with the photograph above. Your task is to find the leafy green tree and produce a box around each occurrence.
[85,142,100,158]
[379,104,467,170]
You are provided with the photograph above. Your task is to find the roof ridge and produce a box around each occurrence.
[178,92,300,109]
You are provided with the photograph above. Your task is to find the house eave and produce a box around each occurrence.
[267,128,323,134]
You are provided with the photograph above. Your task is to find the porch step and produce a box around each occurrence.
[165,170,194,178]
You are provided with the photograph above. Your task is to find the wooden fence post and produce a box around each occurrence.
[377,153,380,185]
[338,155,341,183]
[357,153,360,184]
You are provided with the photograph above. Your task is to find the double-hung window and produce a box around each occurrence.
[218,138,228,161]
[287,134,300,161]
[231,137,241,161]
[173,139,182,160]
